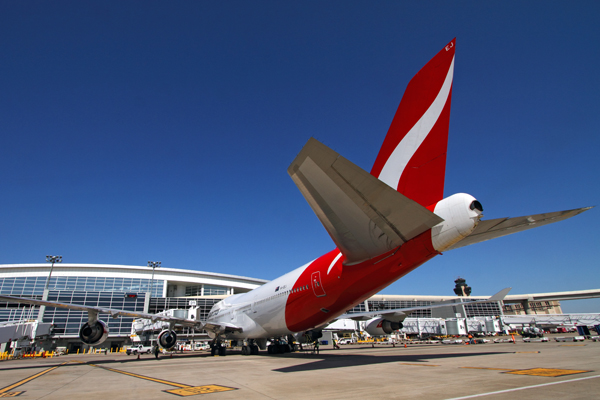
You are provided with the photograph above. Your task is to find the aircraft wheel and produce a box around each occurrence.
[241,345,249,355]
[251,345,259,355]
[218,346,226,356]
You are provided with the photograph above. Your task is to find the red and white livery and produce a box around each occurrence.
[0,39,591,356]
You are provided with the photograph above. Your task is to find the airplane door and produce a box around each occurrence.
[311,271,326,297]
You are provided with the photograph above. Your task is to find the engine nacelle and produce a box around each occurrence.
[431,193,483,252]
[365,318,404,336]
[79,320,109,346]
[294,329,323,343]
[157,329,178,349]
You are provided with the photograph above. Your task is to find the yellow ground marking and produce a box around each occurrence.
[87,363,191,388]
[399,363,440,367]
[85,363,238,396]
[559,344,586,347]
[515,351,540,353]
[0,360,235,397]
[0,392,25,398]
[505,368,591,377]
[165,385,237,397]
[0,362,68,396]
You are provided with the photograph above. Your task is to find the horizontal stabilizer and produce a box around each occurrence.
[446,207,593,251]
[288,138,443,265]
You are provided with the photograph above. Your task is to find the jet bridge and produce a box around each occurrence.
[131,308,208,343]
[502,313,600,327]
[0,320,53,343]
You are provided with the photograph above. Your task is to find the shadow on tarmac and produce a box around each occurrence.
[272,350,513,373]
[0,348,513,374]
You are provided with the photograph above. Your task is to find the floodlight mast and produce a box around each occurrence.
[147,261,161,298]
[39,255,62,323]
[44,255,62,291]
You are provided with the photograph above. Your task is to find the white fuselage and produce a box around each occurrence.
[205,261,311,339]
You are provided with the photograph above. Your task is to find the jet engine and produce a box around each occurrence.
[294,329,323,343]
[431,193,483,252]
[79,320,109,346]
[365,318,403,336]
[157,329,178,349]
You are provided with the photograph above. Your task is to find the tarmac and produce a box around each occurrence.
[0,336,598,399]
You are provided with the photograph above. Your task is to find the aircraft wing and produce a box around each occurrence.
[288,138,443,265]
[204,321,244,334]
[446,207,593,251]
[336,288,511,322]
[0,294,203,328]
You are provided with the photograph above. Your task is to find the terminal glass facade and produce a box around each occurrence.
[184,284,229,297]
[464,300,502,317]
[0,276,164,338]
[0,276,164,298]
[365,300,432,318]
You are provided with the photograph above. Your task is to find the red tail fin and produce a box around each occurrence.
[371,39,455,207]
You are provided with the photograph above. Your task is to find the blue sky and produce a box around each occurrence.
[1,2,598,312]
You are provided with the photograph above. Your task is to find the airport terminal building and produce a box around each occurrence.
[0,263,267,350]
[0,263,591,351]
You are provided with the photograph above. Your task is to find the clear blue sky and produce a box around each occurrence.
[1,2,598,312]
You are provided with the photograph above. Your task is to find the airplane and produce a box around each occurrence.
[0,39,591,356]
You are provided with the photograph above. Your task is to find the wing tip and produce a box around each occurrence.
[489,287,511,301]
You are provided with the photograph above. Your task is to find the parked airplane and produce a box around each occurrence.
[0,39,591,356]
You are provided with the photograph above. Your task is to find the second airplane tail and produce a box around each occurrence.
[370,39,456,208]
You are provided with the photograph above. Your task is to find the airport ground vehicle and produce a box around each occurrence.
[194,342,210,351]
[521,327,544,338]
[126,345,152,355]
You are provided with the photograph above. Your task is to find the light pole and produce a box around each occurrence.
[39,255,62,322]
[144,261,161,315]
[44,255,62,291]
[147,261,161,298]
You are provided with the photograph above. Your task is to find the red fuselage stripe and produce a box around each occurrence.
[285,230,438,332]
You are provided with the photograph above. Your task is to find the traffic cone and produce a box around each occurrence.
[137,353,140,360]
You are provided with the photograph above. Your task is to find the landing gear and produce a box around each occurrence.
[210,340,226,356]
[241,344,259,355]
[241,340,259,356]
[267,338,291,354]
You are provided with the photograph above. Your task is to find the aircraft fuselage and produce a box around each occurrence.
[206,193,482,340]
